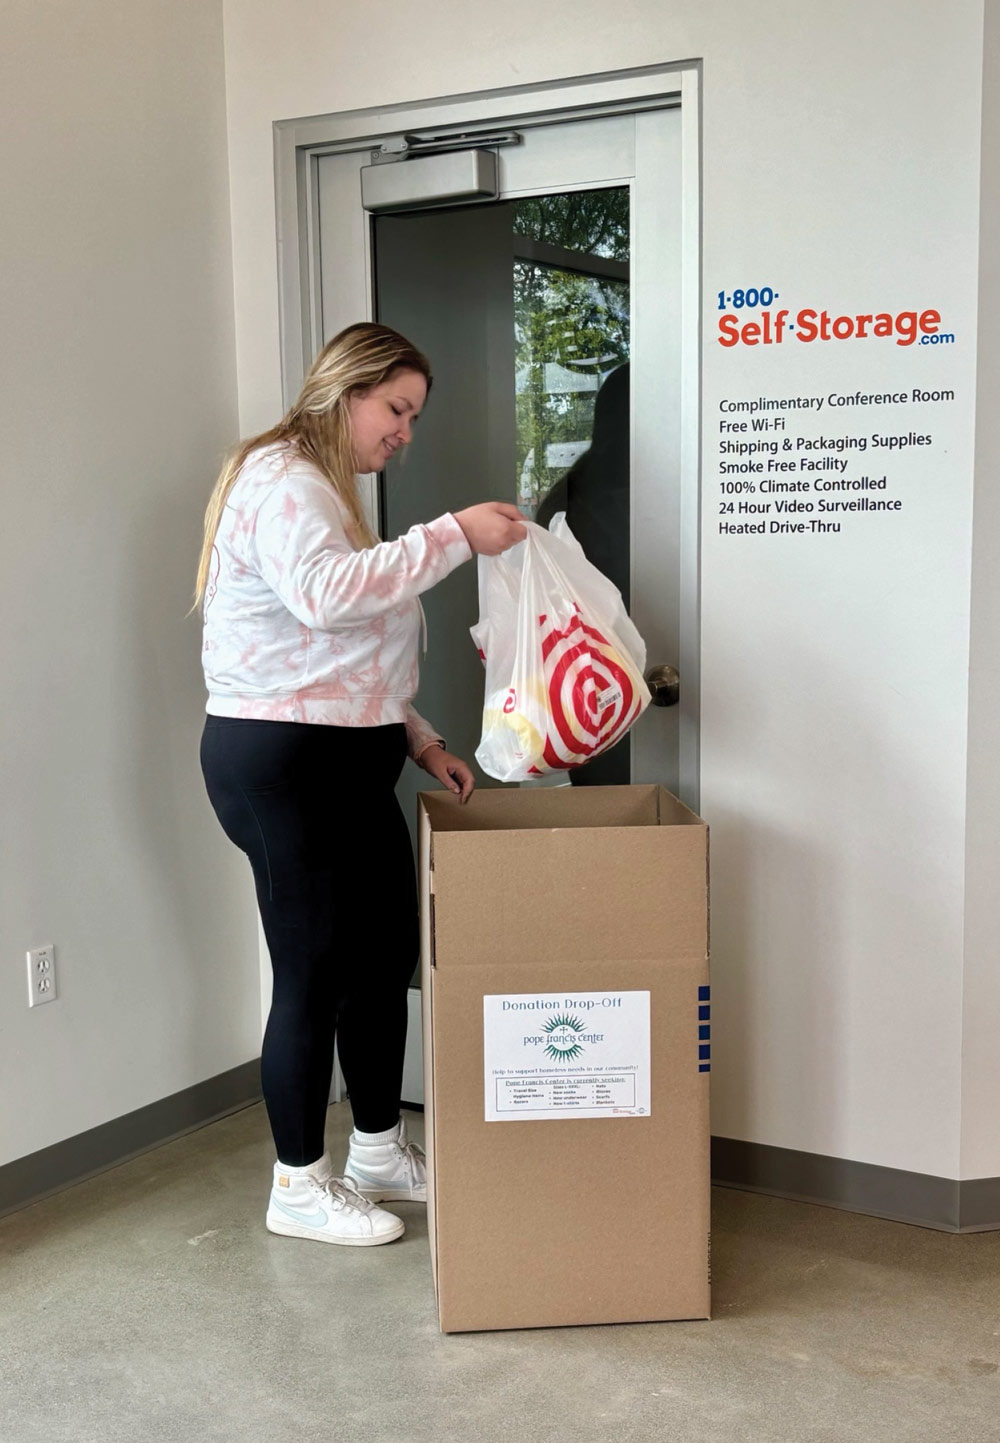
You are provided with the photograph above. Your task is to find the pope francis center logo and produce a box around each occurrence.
[542,1013,587,1062]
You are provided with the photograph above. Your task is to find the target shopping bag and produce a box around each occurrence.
[471,514,649,782]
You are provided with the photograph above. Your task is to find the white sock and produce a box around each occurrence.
[352,1122,401,1146]
[275,1151,330,1177]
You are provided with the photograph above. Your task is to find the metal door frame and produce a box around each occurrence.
[273,61,702,805]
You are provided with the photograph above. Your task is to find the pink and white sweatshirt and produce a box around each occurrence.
[202,442,472,757]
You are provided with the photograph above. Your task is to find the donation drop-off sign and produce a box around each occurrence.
[483,991,651,1122]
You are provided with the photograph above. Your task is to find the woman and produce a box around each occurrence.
[196,322,525,1247]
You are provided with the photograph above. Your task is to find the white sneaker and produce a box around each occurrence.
[342,1119,427,1203]
[266,1162,405,1247]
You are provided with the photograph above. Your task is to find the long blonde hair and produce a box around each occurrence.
[194,322,432,608]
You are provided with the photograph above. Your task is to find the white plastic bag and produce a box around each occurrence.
[471,514,649,782]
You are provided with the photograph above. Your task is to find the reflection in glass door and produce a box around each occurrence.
[512,190,629,532]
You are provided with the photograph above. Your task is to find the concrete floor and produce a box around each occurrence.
[1,1104,998,1443]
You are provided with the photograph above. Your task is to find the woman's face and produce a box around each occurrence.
[348,367,428,473]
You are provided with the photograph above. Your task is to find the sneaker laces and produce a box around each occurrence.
[394,1121,422,1156]
[395,1136,425,1181]
[310,1174,375,1217]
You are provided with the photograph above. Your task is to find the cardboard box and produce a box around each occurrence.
[418,784,710,1334]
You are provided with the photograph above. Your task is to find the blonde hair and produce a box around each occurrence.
[193,322,432,608]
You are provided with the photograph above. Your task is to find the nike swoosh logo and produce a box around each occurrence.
[271,1197,328,1227]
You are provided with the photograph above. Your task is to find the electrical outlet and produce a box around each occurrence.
[27,945,57,1007]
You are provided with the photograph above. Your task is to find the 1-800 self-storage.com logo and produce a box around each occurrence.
[716,285,955,348]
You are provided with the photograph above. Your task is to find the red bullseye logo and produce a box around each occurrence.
[537,608,643,769]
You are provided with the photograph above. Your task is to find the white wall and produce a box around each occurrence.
[0,0,259,1167]
[962,0,1000,1181]
[220,0,990,1180]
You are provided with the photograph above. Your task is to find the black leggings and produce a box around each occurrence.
[200,717,418,1166]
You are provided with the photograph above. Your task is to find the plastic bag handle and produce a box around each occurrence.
[479,547,521,610]
[522,521,583,602]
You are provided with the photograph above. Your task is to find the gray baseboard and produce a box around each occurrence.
[0,1058,262,1222]
[6,1074,996,1233]
[712,1135,1000,1233]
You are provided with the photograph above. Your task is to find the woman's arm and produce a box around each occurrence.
[405,705,444,761]
[250,469,471,630]
[407,708,475,803]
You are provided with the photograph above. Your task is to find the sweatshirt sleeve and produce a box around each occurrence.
[249,466,472,629]
[405,704,445,761]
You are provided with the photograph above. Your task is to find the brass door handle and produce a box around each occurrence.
[645,663,680,707]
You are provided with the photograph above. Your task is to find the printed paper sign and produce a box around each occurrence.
[710,281,964,548]
[483,990,651,1122]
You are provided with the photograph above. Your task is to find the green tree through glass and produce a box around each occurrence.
[513,189,630,513]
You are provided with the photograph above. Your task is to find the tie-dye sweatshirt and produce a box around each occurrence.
[202,442,472,757]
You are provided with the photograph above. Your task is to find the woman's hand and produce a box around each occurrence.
[418,745,475,803]
[454,502,527,556]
